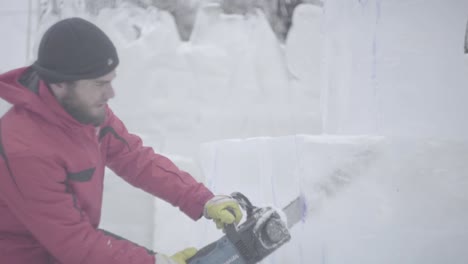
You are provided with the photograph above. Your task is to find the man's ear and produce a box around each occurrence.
[49,82,67,99]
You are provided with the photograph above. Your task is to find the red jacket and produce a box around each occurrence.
[0,67,214,263]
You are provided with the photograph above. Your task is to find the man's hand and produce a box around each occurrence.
[204,195,243,229]
[155,247,197,264]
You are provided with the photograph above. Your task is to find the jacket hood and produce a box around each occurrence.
[0,67,40,107]
[0,67,104,130]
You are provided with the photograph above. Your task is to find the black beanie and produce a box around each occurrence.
[32,17,119,84]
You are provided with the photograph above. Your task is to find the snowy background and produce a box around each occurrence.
[1,0,468,263]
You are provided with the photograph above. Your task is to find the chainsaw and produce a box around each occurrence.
[187,192,305,264]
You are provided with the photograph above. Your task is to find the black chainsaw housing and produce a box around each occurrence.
[224,192,291,264]
[187,192,292,264]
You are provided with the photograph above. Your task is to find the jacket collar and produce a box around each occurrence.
[0,67,107,132]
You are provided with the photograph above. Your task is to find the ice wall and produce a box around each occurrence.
[173,135,468,264]
[322,0,468,139]
[286,4,322,101]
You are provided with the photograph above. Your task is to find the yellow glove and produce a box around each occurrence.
[155,247,197,264]
[204,195,243,229]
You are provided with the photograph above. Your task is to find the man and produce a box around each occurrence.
[0,17,242,264]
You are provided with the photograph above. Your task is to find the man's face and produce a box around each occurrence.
[59,71,116,126]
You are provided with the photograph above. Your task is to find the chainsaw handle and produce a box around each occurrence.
[231,192,255,219]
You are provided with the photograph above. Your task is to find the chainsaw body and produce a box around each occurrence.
[188,193,291,264]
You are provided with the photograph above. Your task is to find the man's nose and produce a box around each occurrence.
[104,85,115,100]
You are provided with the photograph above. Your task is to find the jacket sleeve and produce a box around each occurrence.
[102,109,214,220]
[0,155,156,264]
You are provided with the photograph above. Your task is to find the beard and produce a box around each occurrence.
[60,86,106,126]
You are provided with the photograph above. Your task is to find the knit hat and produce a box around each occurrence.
[32,17,119,83]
